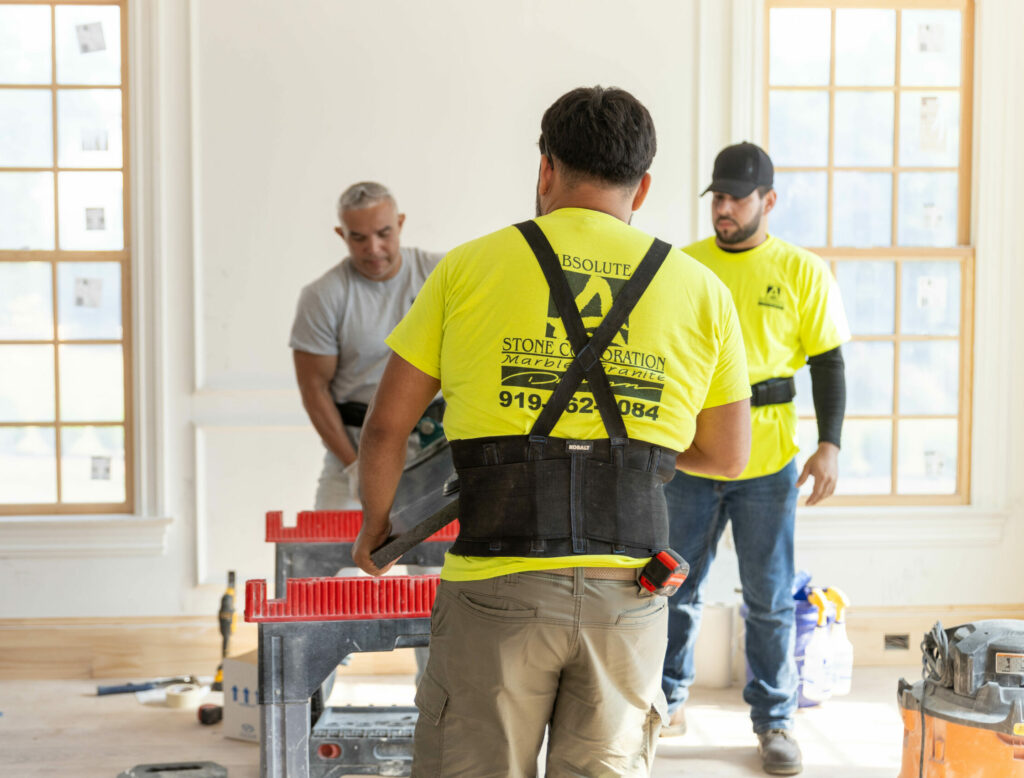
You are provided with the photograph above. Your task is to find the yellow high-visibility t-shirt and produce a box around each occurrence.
[387,208,751,581]
[682,235,850,481]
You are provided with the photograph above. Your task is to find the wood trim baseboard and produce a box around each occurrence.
[842,603,1024,666]
[5,603,1020,681]
[0,615,416,680]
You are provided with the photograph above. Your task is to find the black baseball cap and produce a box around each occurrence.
[702,142,774,198]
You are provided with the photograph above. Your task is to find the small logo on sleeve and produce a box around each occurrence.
[758,284,785,310]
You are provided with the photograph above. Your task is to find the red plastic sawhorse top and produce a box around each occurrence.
[245,575,440,623]
[265,510,460,544]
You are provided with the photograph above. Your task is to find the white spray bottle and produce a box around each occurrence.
[801,588,833,704]
[825,586,853,696]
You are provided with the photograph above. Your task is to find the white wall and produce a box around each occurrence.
[1,0,1022,619]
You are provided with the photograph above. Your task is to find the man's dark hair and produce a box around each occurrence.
[539,86,656,188]
[756,184,773,198]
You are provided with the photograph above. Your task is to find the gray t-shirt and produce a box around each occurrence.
[290,246,443,404]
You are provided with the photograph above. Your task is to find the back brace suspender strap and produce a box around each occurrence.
[513,220,672,442]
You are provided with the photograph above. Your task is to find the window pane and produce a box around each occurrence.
[0,345,55,422]
[57,171,123,250]
[899,341,958,415]
[835,9,896,86]
[58,343,124,422]
[0,173,55,250]
[836,261,894,335]
[55,5,121,86]
[836,419,892,495]
[897,418,957,494]
[900,92,960,167]
[900,10,962,87]
[60,424,125,503]
[0,90,53,167]
[770,91,829,166]
[0,262,53,340]
[898,172,958,246]
[57,89,123,169]
[834,92,894,166]
[0,5,51,84]
[901,261,960,336]
[770,9,831,86]
[833,172,892,247]
[0,426,56,504]
[57,261,122,340]
[770,172,827,248]
[794,364,812,415]
[846,341,893,414]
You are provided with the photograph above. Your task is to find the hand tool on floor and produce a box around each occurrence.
[211,570,236,691]
[117,762,227,778]
[97,675,200,695]
[638,549,689,596]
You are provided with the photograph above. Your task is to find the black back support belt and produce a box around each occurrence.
[337,398,445,428]
[749,377,796,407]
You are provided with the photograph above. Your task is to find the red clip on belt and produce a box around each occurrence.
[245,575,440,623]
[265,510,461,544]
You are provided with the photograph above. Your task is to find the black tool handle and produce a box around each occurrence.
[370,500,459,569]
[97,682,157,695]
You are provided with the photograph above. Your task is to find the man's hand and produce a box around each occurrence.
[352,521,398,577]
[796,442,839,506]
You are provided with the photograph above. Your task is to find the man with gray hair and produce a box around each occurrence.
[290,181,443,510]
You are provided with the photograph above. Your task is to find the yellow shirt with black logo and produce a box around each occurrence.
[387,208,751,581]
[683,235,850,481]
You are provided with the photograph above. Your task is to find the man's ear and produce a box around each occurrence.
[762,188,777,217]
[334,226,346,239]
[396,213,406,230]
[538,154,555,196]
[631,172,652,212]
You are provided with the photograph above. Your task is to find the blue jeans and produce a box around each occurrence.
[661,460,799,733]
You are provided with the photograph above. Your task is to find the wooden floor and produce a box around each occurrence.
[0,664,915,777]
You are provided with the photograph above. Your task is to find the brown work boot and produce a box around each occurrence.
[659,707,687,738]
[757,729,802,775]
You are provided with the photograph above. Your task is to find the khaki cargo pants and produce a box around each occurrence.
[412,569,669,777]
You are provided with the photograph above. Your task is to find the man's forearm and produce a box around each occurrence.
[301,386,358,465]
[357,420,410,535]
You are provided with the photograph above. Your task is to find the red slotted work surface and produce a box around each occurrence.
[265,510,460,543]
[244,575,440,622]
[265,510,363,542]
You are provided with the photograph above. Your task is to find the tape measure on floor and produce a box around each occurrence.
[165,683,203,708]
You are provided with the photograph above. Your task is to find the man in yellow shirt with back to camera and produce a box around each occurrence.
[659,142,850,776]
[353,86,753,776]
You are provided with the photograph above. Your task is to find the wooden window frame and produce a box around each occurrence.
[764,0,974,505]
[0,0,133,515]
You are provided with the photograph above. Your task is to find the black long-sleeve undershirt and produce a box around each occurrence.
[807,345,846,448]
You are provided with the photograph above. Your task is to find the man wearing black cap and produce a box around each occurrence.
[659,142,849,775]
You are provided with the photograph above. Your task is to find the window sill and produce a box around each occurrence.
[796,506,1008,548]
[0,514,172,558]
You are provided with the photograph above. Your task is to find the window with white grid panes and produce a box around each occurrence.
[765,1,973,504]
[0,0,132,514]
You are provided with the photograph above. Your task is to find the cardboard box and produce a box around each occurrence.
[222,648,260,742]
